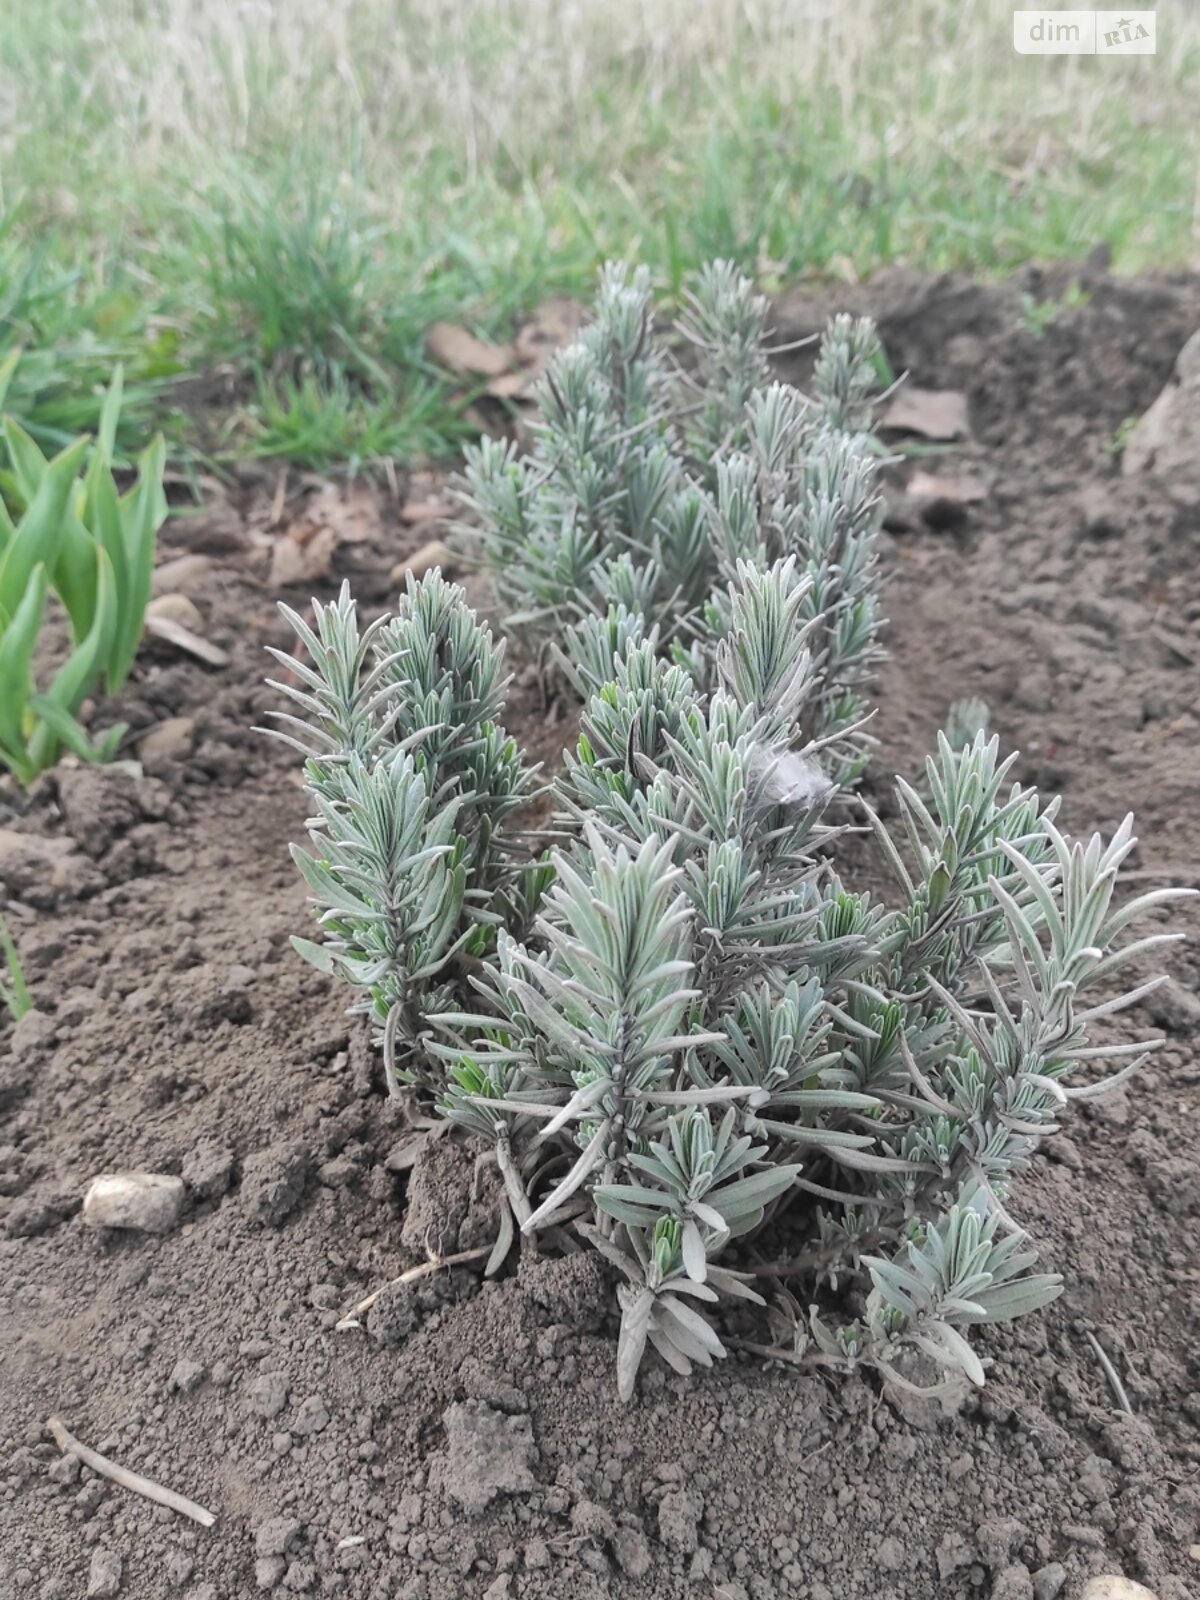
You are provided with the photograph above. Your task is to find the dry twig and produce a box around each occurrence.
[46,1416,216,1528]
[742,1230,890,1279]
[1083,1331,1134,1416]
[335,1244,492,1329]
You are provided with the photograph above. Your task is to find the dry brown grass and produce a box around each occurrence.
[4,0,1196,250]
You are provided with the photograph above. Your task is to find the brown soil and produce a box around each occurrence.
[3,266,1200,1600]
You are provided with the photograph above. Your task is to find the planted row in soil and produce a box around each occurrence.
[2,264,1199,1600]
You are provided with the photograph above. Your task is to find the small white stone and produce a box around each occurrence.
[137,716,196,765]
[83,1173,186,1234]
[1081,1579,1159,1600]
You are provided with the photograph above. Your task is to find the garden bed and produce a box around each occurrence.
[2,265,1199,1600]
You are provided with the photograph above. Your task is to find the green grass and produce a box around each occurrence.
[1,0,1197,471]
[237,369,470,470]
[0,915,32,1020]
[0,207,180,464]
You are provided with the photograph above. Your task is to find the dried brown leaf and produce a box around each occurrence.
[388,540,455,588]
[267,484,382,587]
[513,297,587,370]
[882,387,971,441]
[400,497,456,526]
[906,471,988,505]
[151,555,213,597]
[426,322,515,379]
[143,614,230,669]
[288,483,379,546]
[269,524,338,587]
[483,370,534,400]
[146,594,205,632]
